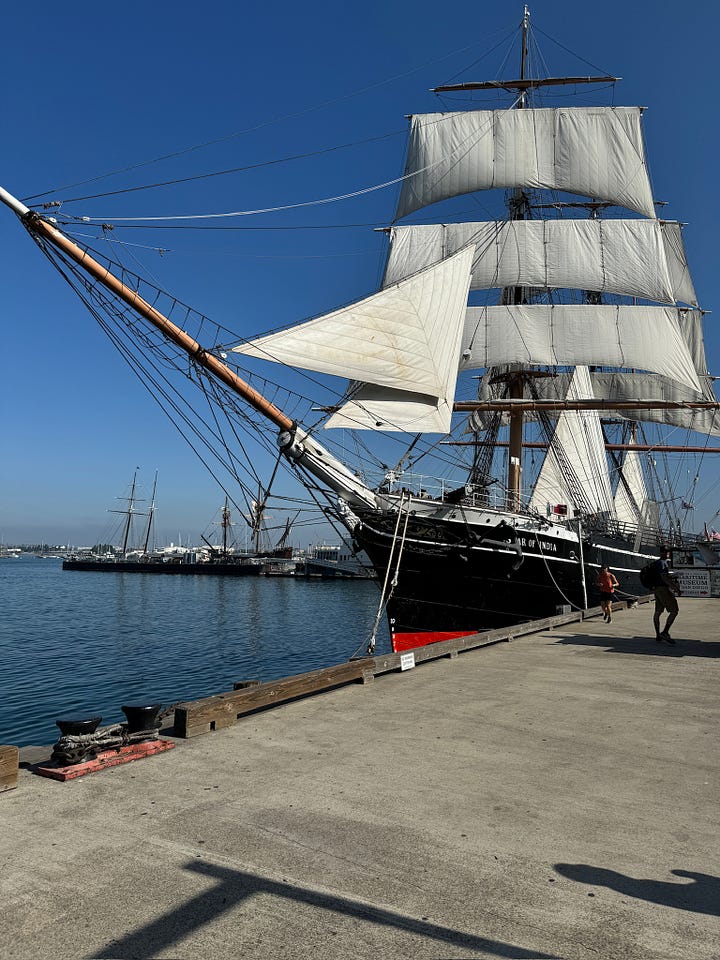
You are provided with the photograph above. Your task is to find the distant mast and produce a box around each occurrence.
[110,469,143,559]
[222,497,231,558]
[141,471,157,555]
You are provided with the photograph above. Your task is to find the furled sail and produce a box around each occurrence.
[545,372,719,435]
[383,220,697,305]
[461,305,702,391]
[470,370,720,436]
[529,365,615,517]
[232,248,475,433]
[396,108,656,220]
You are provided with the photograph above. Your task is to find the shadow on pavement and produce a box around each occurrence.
[554,864,720,916]
[92,859,560,960]
[550,633,720,657]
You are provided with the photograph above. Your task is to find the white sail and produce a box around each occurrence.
[325,385,453,433]
[383,220,697,306]
[660,221,697,306]
[614,450,648,528]
[396,107,656,220]
[461,304,701,391]
[505,308,716,432]
[233,247,474,411]
[529,366,615,517]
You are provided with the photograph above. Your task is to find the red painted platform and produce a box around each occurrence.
[34,739,175,781]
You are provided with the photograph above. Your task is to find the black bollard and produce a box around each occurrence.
[121,703,162,734]
[55,716,102,736]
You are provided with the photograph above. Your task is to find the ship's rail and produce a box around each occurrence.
[371,471,703,550]
[372,472,510,510]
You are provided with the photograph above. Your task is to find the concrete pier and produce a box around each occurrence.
[2,599,718,959]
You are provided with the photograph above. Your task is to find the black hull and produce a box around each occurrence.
[62,559,261,576]
[353,509,648,649]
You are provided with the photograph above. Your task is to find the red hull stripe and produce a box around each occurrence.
[391,630,477,652]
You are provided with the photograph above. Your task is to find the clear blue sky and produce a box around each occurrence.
[2,0,719,546]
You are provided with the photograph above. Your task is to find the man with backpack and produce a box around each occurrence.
[647,547,682,644]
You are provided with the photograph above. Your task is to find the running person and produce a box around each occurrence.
[597,566,619,622]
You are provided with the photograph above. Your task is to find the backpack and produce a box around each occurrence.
[639,561,660,589]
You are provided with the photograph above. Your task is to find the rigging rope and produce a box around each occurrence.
[364,493,411,656]
[48,132,406,205]
[24,32,508,203]
[64,101,521,223]
[532,530,584,611]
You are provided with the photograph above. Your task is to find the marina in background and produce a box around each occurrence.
[48,471,376,578]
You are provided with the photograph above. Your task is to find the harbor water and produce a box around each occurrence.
[0,556,390,748]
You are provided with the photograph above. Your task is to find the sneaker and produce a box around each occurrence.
[660,632,675,645]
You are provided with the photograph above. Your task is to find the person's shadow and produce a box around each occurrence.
[554,864,719,915]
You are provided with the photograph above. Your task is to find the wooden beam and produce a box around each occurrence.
[432,76,618,92]
[0,745,19,793]
[443,441,720,453]
[454,399,720,413]
[173,602,658,739]
[174,660,370,738]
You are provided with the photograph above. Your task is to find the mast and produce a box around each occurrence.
[506,4,531,512]
[111,468,140,559]
[520,4,530,105]
[141,471,157,555]
[433,8,534,509]
[253,485,263,555]
[222,496,231,558]
[428,11,717,511]
[434,8,533,511]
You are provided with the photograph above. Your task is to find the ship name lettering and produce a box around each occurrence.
[520,537,557,552]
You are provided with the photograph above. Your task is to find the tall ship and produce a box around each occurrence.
[63,474,261,576]
[2,8,718,650]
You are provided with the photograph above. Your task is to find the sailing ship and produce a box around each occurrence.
[3,8,719,649]
[63,475,261,576]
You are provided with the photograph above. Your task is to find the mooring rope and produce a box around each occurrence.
[363,493,412,656]
[532,531,585,612]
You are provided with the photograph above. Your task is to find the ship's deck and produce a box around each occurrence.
[4,599,719,959]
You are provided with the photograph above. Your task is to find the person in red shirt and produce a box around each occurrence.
[597,566,619,622]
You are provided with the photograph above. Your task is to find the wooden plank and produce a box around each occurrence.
[371,610,587,677]
[174,603,647,738]
[34,740,174,781]
[0,745,19,793]
[174,660,368,738]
